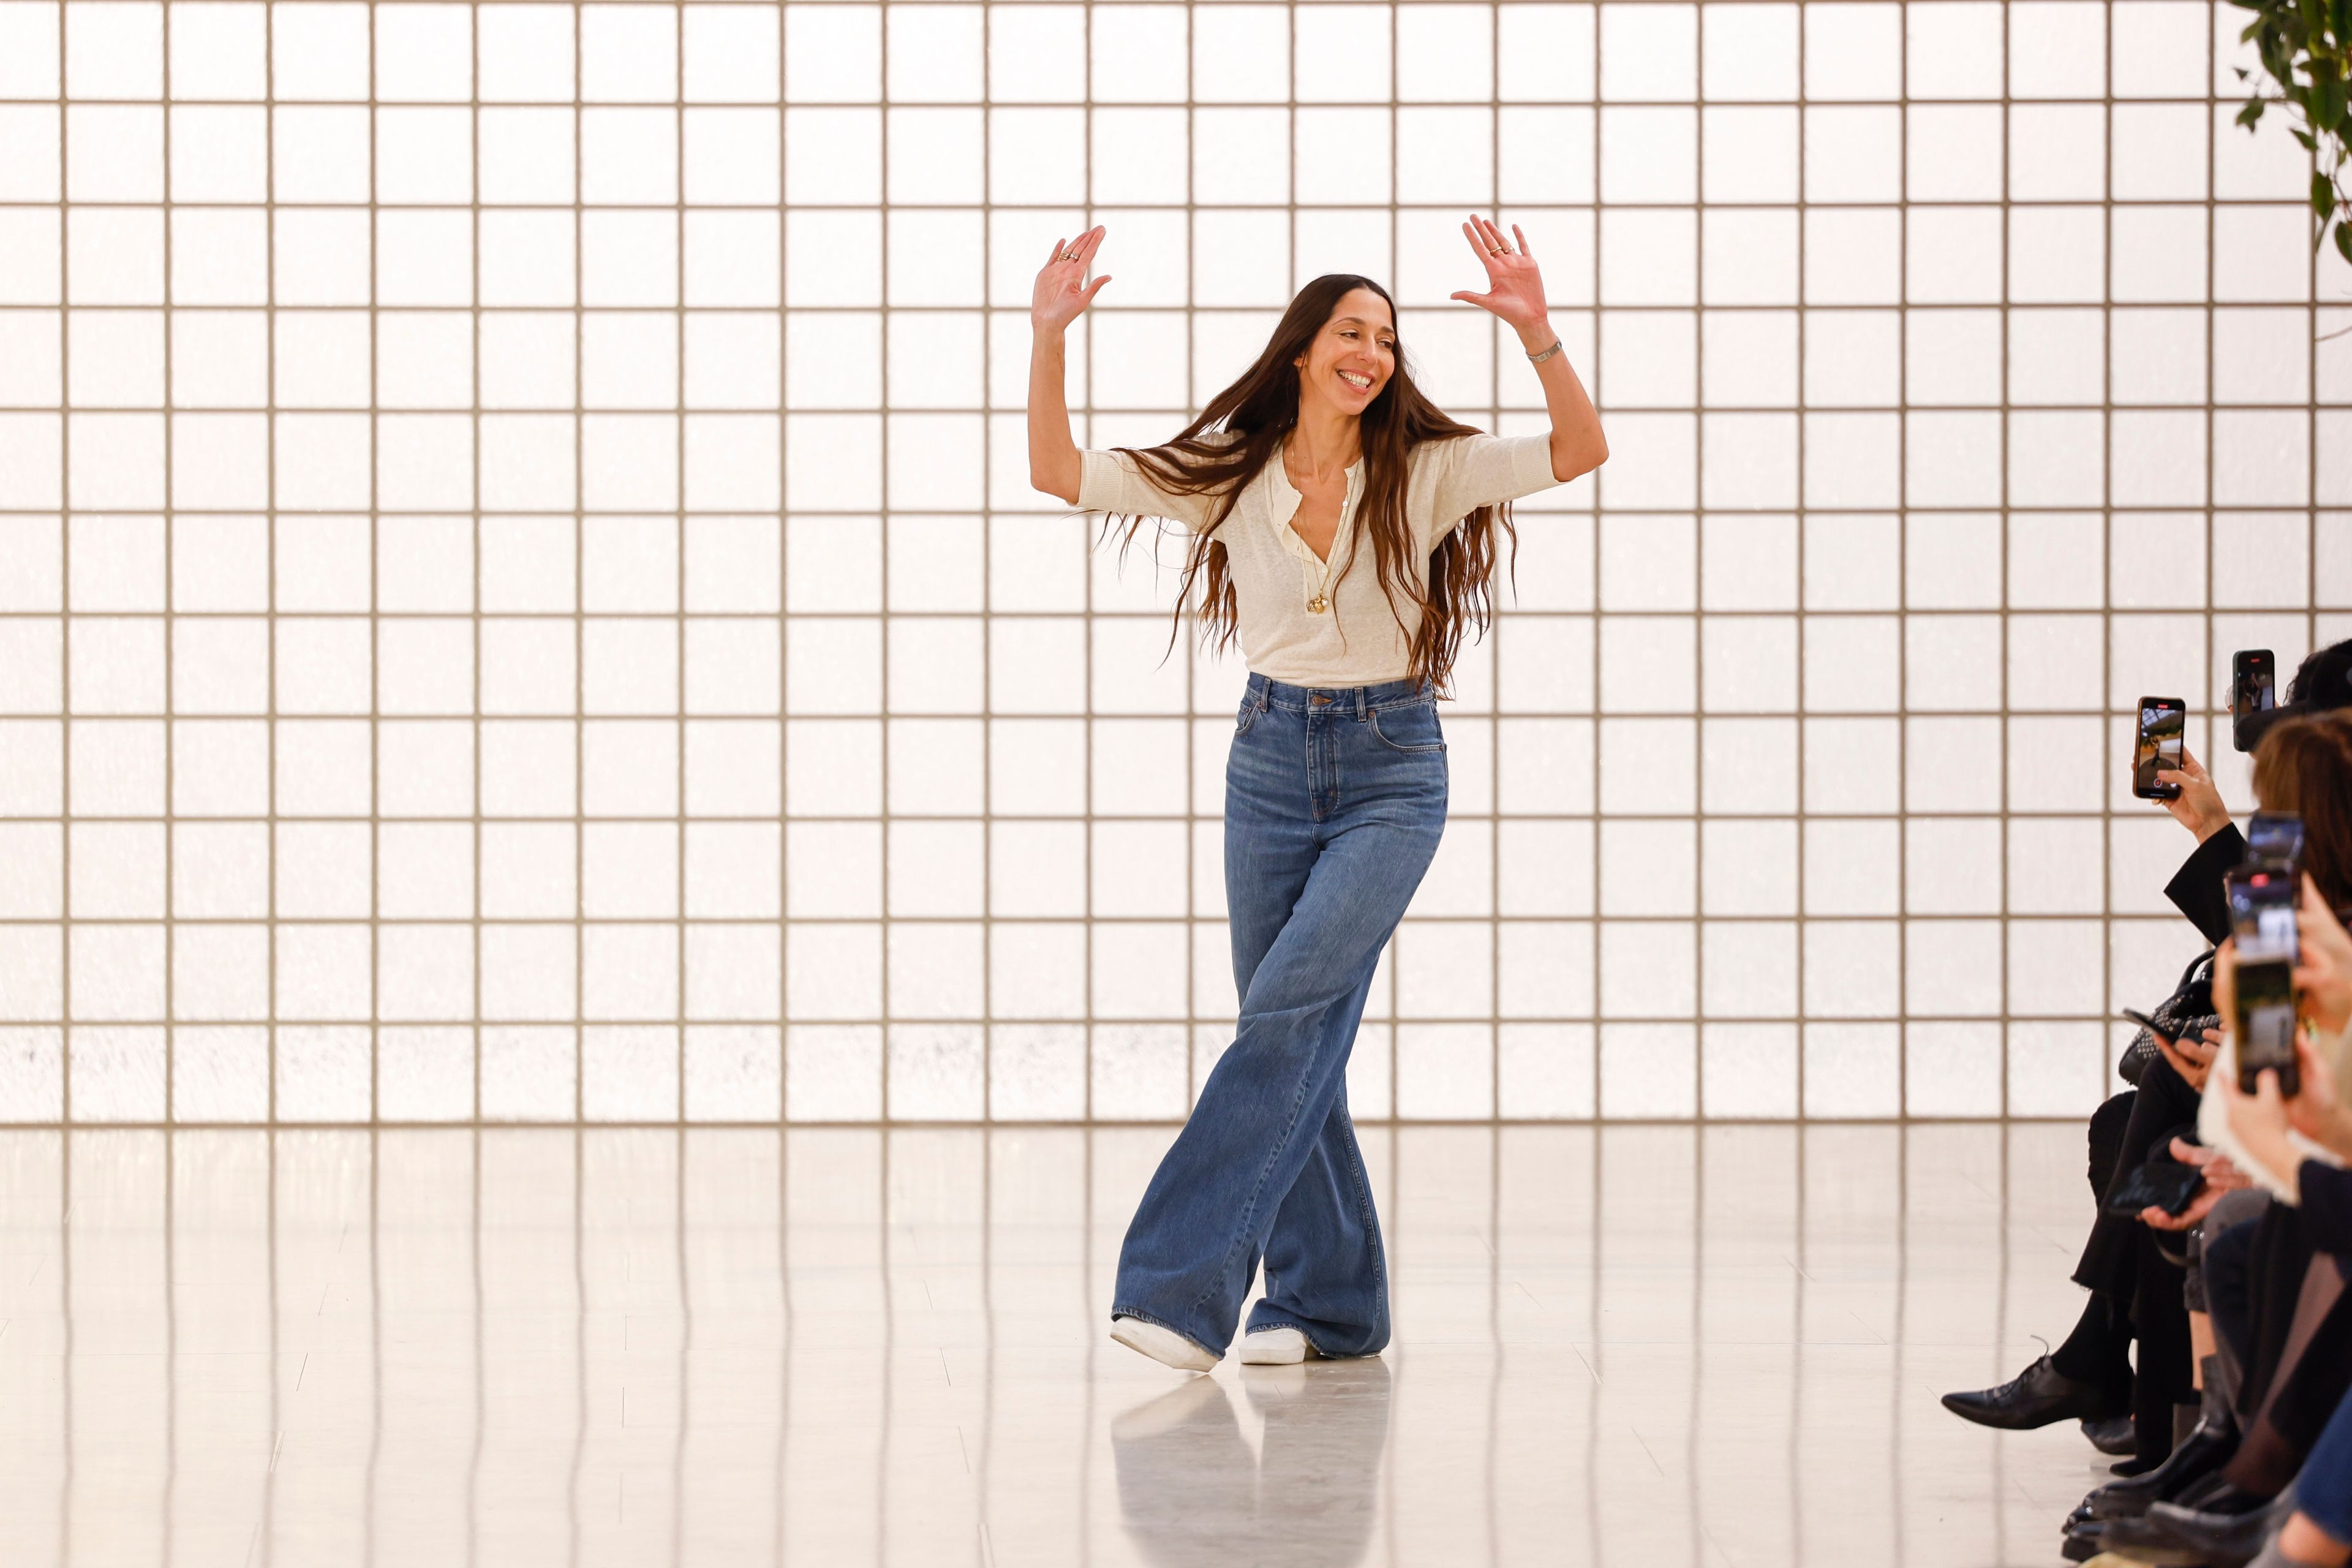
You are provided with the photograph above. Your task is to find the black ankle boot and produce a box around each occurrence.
[2080,1412,2136,1455]
[2087,1362,2239,1520]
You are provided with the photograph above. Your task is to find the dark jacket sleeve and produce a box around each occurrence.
[2297,1160,2352,1257]
[2166,824,2247,946]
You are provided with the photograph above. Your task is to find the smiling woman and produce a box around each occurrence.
[1027,221,1607,694]
[1023,219,1606,1378]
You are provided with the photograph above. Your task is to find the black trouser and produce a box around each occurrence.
[2070,1067,2204,1460]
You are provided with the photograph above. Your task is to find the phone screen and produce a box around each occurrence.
[2133,698,2185,799]
[2233,651,2278,752]
[2234,652,2277,722]
[2230,865,2302,1088]
[2245,812,2306,870]
[2230,865,2299,960]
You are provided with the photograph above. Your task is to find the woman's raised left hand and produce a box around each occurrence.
[1450,215,1551,336]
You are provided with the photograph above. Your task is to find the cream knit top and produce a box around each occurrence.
[1078,430,1561,687]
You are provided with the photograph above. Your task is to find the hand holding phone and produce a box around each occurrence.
[2102,1160,2206,1219]
[2122,1008,2220,1089]
[2297,876,2352,1040]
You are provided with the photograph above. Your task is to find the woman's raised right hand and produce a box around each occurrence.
[1033,225,1110,334]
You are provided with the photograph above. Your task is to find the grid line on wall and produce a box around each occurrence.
[0,0,2343,1129]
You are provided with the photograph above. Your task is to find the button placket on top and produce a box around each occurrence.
[1262,442,1365,616]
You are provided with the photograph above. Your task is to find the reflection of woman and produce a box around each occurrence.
[1028,219,1606,1370]
[1111,1360,1394,1566]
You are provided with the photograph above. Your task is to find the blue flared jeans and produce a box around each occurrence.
[1111,672,1449,1358]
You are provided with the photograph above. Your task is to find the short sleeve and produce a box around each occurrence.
[1077,448,1220,533]
[1421,432,1562,541]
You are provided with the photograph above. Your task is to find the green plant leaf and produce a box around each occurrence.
[2336,217,2352,265]
[2320,170,2340,220]
[2296,125,2321,148]
[2316,75,2348,135]
[2240,96,2269,127]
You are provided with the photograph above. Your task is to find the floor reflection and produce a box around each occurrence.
[1114,1362,1390,1568]
[0,1123,2119,1566]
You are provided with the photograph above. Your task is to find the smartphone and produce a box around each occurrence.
[2228,864,2302,1096]
[2245,811,2305,871]
[2133,696,2187,800]
[2102,1161,2206,1219]
[2232,650,2277,752]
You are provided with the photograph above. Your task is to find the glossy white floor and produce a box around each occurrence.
[0,1122,2122,1567]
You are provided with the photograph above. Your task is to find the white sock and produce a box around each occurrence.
[1238,1325,1313,1365]
[1110,1315,1219,1372]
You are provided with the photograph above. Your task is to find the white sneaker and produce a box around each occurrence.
[1110,1315,1219,1373]
[1237,1326,1315,1365]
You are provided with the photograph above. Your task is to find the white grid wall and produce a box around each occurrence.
[0,0,2346,1126]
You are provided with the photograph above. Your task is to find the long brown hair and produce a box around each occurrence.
[2252,712,2352,908]
[1098,274,1515,695]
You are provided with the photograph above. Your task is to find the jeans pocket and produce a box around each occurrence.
[1235,697,1262,737]
[1368,701,1445,753]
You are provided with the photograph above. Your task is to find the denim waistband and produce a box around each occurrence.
[1244,671,1434,714]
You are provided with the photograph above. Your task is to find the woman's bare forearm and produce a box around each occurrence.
[1516,315,1607,483]
[1029,326,1082,504]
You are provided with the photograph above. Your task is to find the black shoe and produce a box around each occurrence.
[2125,1489,2295,1568]
[1940,1355,2124,1431]
[2082,1412,2138,1455]
[2059,1518,2108,1562]
[2087,1418,2239,1518]
[2171,1474,2270,1516]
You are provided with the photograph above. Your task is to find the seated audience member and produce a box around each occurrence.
[1940,797,2234,1460]
[1942,646,2352,1477]
[2088,714,2352,1566]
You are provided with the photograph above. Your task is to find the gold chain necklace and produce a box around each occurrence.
[1286,448,1343,614]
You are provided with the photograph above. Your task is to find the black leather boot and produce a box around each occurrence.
[1942,1354,2126,1430]
[2172,1472,2273,1516]
[2081,1412,2137,1455]
[2087,1363,2239,1519]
